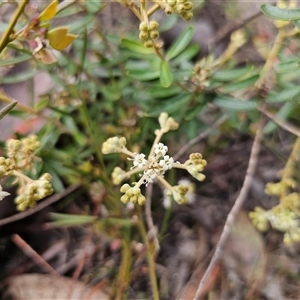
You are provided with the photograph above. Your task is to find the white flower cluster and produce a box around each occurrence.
[131,143,174,186]
[102,112,206,206]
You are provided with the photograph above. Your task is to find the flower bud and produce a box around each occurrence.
[150,30,159,40]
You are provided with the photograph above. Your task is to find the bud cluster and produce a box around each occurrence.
[250,175,300,245]
[120,184,146,205]
[249,204,300,245]
[102,112,207,206]
[139,21,160,48]
[166,0,193,21]
[15,173,54,211]
[0,135,54,211]
[7,135,40,170]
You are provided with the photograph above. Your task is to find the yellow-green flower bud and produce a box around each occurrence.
[120,183,130,193]
[139,31,149,41]
[150,30,159,40]
[112,167,127,185]
[176,4,185,13]
[265,182,282,197]
[138,195,146,205]
[184,2,193,10]
[167,0,176,7]
[102,137,127,154]
[149,21,159,31]
[165,7,173,15]
[166,117,179,131]
[144,40,154,48]
[172,190,188,204]
[139,22,148,32]
[121,194,129,204]
[7,139,22,158]
[181,11,193,21]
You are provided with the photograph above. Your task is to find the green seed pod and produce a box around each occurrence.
[150,30,159,40]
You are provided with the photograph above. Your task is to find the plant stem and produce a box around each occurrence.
[0,0,29,54]
[137,207,160,300]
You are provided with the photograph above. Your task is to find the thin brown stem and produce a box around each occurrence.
[193,117,264,300]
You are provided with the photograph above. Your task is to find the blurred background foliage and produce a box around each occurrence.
[1,0,300,299]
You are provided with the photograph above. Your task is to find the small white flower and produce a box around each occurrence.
[131,153,148,169]
[0,184,10,201]
[154,143,168,157]
[144,169,157,185]
[159,155,174,171]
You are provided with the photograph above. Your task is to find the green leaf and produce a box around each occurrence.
[0,54,32,67]
[263,101,295,134]
[0,101,18,120]
[121,38,153,55]
[214,96,257,111]
[0,68,36,84]
[69,14,96,33]
[160,61,173,87]
[145,94,191,117]
[166,26,194,60]
[275,59,298,73]
[128,69,160,81]
[222,75,259,93]
[261,4,300,21]
[50,213,97,226]
[172,45,200,65]
[212,67,253,82]
[149,85,181,98]
[267,86,300,103]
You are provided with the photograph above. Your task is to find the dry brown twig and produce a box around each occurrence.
[258,106,300,138]
[11,234,60,276]
[193,116,264,300]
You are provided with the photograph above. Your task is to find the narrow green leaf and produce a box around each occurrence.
[261,4,300,21]
[214,96,257,111]
[149,86,181,98]
[128,70,160,81]
[121,38,153,55]
[172,45,200,65]
[0,101,18,120]
[145,94,191,117]
[267,86,300,103]
[50,213,97,226]
[263,101,295,134]
[0,68,36,84]
[0,54,32,67]
[160,61,173,87]
[222,75,259,93]
[166,26,194,60]
[212,67,253,82]
[275,59,298,73]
